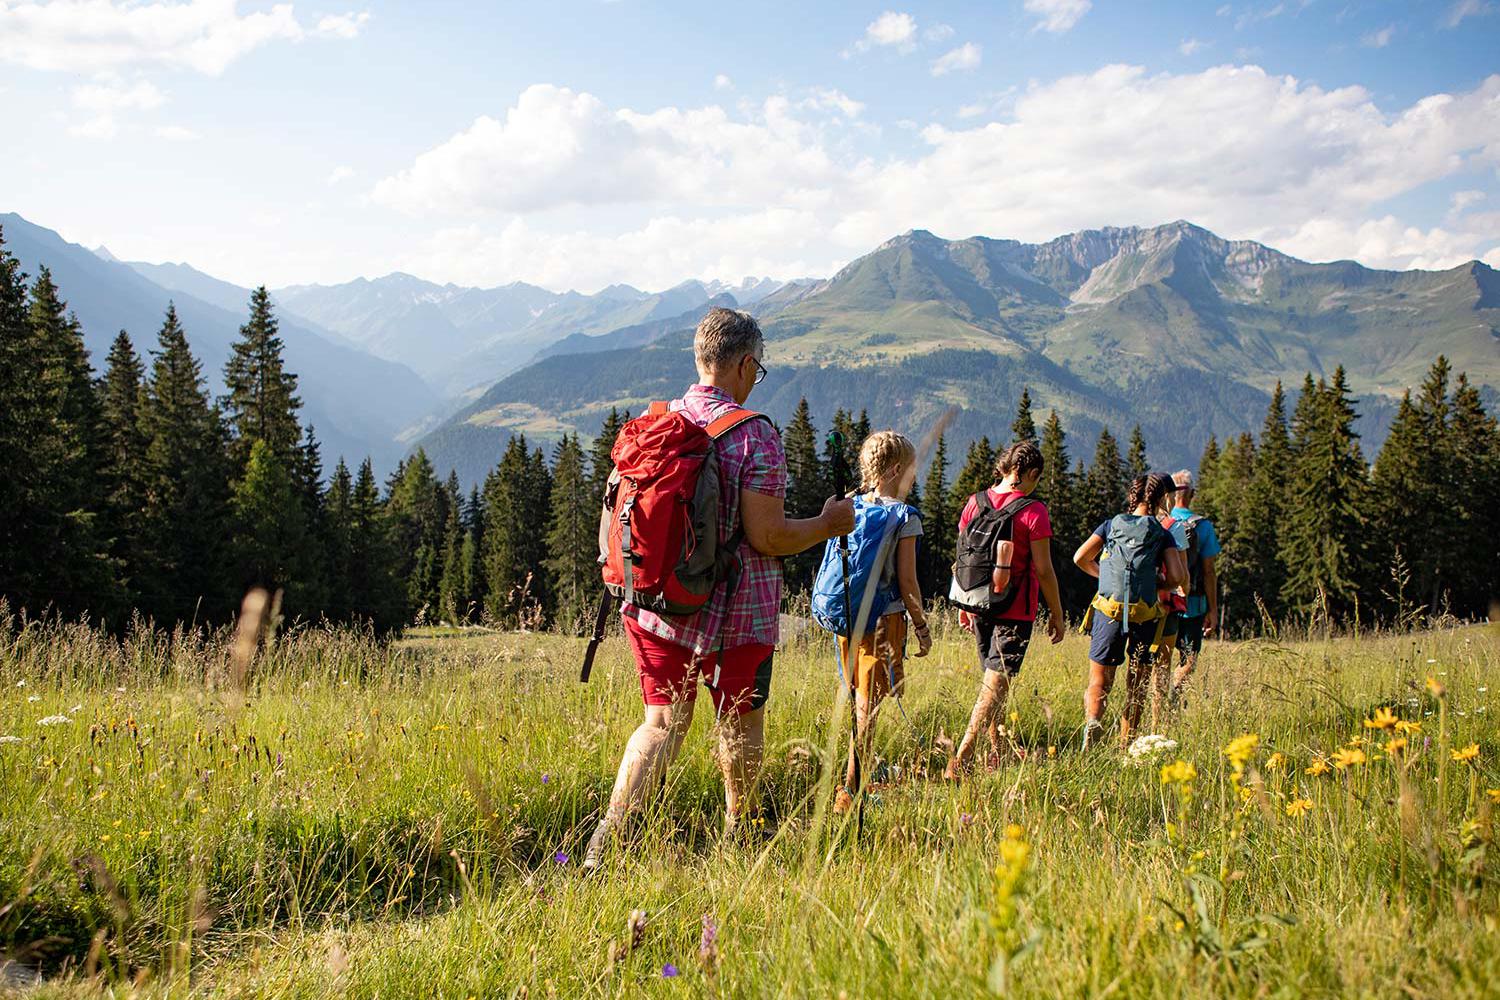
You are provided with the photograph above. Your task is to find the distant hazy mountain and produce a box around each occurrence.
[4,213,440,474]
[534,293,739,361]
[273,273,789,395]
[417,221,1498,487]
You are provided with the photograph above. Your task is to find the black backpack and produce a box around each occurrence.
[949,492,1036,614]
[1182,515,1207,596]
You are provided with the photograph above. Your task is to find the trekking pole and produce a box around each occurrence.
[828,430,862,831]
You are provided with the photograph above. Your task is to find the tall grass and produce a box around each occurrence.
[1,603,1496,997]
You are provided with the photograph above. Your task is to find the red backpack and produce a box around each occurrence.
[580,400,767,680]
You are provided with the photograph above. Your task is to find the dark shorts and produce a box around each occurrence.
[1176,613,1206,655]
[624,618,774,715]
[1088,612,1161,669]
[1160,610,1182,642]
[975,617,1034,676]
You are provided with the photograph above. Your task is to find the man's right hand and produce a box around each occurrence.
[820,496,856,537]
[1045,614,1065,644]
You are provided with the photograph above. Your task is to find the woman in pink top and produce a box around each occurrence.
[944,441,1066,779]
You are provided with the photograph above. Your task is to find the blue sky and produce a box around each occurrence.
[2,0,1497,292]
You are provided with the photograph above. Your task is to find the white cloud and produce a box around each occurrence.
[854,11,917,53]
[1179,38,1206,55]
[1483,245,1500,268]
[1024,0,1091,34]
[375,68,1500,288]
[802,87,864,118]
[1450,189,1486,214]
[924,23,954,42]
[313,10,369,39]
[68,114,118,138]
[327,164,354,185]
[713,73,732,91]
[154,123,197,140]
[931,42,981,77]
[1361,25,1395,48]
[71,78,165,112]
[0,1,366,75]
[1443,0,1494,28]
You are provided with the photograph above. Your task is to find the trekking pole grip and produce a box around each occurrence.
[826,429,849,547]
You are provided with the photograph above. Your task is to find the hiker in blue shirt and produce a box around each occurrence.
[1164,469,1221,703]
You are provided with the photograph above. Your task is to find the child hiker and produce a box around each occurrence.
[944,440,1066,780]
[823,431,931,815]
[1072,472,1186,749]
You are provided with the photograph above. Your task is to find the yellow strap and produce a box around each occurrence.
[1088,594,1164,623]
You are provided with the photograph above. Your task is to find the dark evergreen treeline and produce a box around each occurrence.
[3,223,1497,634]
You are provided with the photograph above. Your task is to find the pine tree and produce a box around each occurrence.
[323,457,356,619]
[1082,428,1126,528]
[1410,358,1459,611]
[1199,433,1256,628]
[483,435,552,625]
[231,439,308,597]
[26,267,111,615]
[920,434,955,597]
[1011,388,1037,444]
[1037,410,1085,610]
[1125,425,1149,480]
[292,424,329,612]
[950,436,995,511]
[1238,383,1291,622]
[97,330,149,603]
[0,228,43,605]
[349,458,399,627]
[589,407,627,505]
[463,485,485,613]
[222,286,302,470]
[384,448,444,621]
[1280,370,1367,618]
[783,399,827,591]
[545,434,598,631]
[436,479,466,624]
[1446,372,1500,616]
[1369,391,1429,616]
[137,305,232,623]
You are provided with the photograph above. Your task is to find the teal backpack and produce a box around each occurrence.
[1097,514,1171,624]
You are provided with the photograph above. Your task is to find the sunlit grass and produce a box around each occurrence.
[2,606,1496,997]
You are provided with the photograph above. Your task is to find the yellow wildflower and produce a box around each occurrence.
[1047,745,1057,758]
[1394,719,1421,735]
[1382,737,1408,758]
[1304,758,1330,776]
[1364,707,1399,730]
[1332,747,1367,769]
[1266,752,1286,771]
[1487,789,1500,804]
[1284,798,1314,818]
[1224,734,1260,767]
[1451,743,1479,764]
[1426,676,1446,698]
[431,724,449,733]
[1161,759,1198,785]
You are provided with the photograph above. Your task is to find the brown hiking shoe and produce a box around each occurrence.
[833,787,855,815]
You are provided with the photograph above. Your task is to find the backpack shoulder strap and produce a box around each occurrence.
[973,489,995,512]
[704,407,766,440]
[648,400,671,416]
[997,495,1036,519]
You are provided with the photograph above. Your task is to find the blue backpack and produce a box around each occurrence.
[811,496,914,638]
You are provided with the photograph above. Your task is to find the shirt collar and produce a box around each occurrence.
[686,383,737,405]
[1171,506,1193,518]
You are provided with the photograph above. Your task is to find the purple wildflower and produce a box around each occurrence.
[554,850,568,865]
[541,773,550,784]
[662,963,679,977]
[699,913,719,968]
[960,812,973,827]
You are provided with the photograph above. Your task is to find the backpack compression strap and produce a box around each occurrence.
[704,407,766,439]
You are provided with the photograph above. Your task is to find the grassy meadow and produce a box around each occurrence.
[1,605,1497,998]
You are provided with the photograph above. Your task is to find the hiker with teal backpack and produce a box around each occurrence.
[810,431,931,815]
[1163,469,1220,703]
[1072,473,1187,749]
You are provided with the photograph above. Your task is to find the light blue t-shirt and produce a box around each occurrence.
[1170,506,1220,617]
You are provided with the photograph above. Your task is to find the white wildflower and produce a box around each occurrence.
[26,695,39,703]
[0,735,21,745]
[15,679,24,687]
[37,715,71,726]
[69,704,82,713]
[1124,734,1179,767]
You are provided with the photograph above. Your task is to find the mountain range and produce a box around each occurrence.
[417,221,1500,486]
[7,211,1495,489]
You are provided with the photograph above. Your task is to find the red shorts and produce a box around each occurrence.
[623,618,775,716]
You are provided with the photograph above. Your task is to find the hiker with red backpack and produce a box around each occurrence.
[943,441,1066,780]
[1072,473,1187,749]
[581,308,855,871]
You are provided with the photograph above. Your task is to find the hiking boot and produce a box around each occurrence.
[581,817,613,873]
[833,786,855,815]
[1080,720,1105,751]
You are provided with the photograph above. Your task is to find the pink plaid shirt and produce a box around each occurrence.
[623,384,788,654]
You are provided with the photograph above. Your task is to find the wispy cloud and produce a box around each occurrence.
[1361,25,1395,48]
[713,73,733,91]
[1024,0,1091,34]
[314,11,371,40]
[1443,0,1494,27]
[852,11,917,54]
[327,165,355,185]
[1179,38,1207,55]
[154,124,197,141]
[931,42,981,76]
